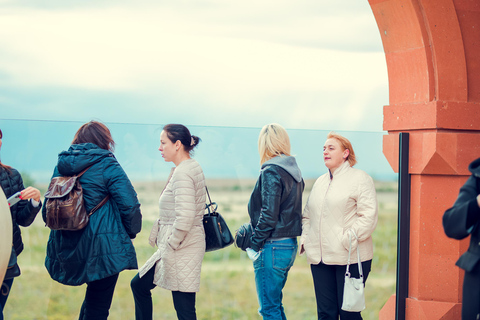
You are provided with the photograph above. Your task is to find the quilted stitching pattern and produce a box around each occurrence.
[139,159,206,292]
[301,161,378,265]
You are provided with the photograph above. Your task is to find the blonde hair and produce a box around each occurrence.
[327,131,357,167]
[258,123,291,164]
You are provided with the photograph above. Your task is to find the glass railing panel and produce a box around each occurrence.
[0,119,396,319]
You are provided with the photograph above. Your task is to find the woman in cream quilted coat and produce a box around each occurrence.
[131,124,206,320]
[300,132,378,320]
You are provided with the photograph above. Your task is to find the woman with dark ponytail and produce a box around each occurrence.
[131,124,206,320]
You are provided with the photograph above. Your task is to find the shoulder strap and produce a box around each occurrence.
[89,194,110,216]
[75,164,108,216]
[76,165,93,178]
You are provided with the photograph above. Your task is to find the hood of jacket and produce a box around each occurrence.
[469,157,480,177]
[261,155,302,183]
[57,143,113,176]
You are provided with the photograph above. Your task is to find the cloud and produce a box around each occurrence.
[0,0,388,131]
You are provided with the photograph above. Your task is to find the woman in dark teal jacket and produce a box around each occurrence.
[42,121,142,320]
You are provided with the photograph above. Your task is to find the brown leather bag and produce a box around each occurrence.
[45,166,109,231]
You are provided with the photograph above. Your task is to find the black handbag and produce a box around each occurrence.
[234,222,254,251]
[203,186,234,252]
[5,245,21,280]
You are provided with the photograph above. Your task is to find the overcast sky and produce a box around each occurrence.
[0,0,388,132]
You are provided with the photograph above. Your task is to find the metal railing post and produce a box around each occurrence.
[396,132,410,320]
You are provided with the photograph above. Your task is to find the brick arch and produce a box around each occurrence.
[371,0,479,174]
[368,0,479,319]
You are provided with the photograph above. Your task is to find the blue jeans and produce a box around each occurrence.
[253,238,297,320]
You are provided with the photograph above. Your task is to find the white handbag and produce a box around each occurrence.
[341,230,366,312]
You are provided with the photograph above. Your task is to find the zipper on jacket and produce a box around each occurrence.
[319,175,333,262]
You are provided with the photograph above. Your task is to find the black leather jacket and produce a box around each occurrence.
[248,156,304,252]
[443,157,480,272]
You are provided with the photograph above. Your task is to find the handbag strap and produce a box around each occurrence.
[206,186,212,204]
[345,230,363,278]
[205,186,218,214]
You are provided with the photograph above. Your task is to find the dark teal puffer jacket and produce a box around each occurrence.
[42,143,142,286]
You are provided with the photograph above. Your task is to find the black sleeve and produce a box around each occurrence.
[250,168,283,252]
[443,175,480,240]
[11,170,41,227]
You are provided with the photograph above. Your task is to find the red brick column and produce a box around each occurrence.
[368,0,480,318]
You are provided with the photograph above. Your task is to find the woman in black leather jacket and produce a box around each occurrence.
[443,157,480,320]
[0,129,41,320]
[247,123,304,320]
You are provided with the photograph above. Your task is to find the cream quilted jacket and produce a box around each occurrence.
[139,158,206,292]
[301,161,378,265]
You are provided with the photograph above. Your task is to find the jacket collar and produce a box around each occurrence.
[262,155,303,183]
[329,160,351,179]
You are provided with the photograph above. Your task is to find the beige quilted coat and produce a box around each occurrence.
[301,161,378,265]
[139,159,206,292]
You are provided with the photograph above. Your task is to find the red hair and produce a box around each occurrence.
[327,131,357,167]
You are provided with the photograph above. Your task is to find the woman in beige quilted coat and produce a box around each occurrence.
[131,124,206,320]
[300,132,378,320]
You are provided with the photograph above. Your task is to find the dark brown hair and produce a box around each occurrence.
[163,124,200,154]
[0,129,12,171]
[72,121,115,151]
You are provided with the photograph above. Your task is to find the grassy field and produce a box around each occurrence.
[4,179,398,319]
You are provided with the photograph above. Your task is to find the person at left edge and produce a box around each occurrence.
[42,121,142,320]
[0,128,42,320]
